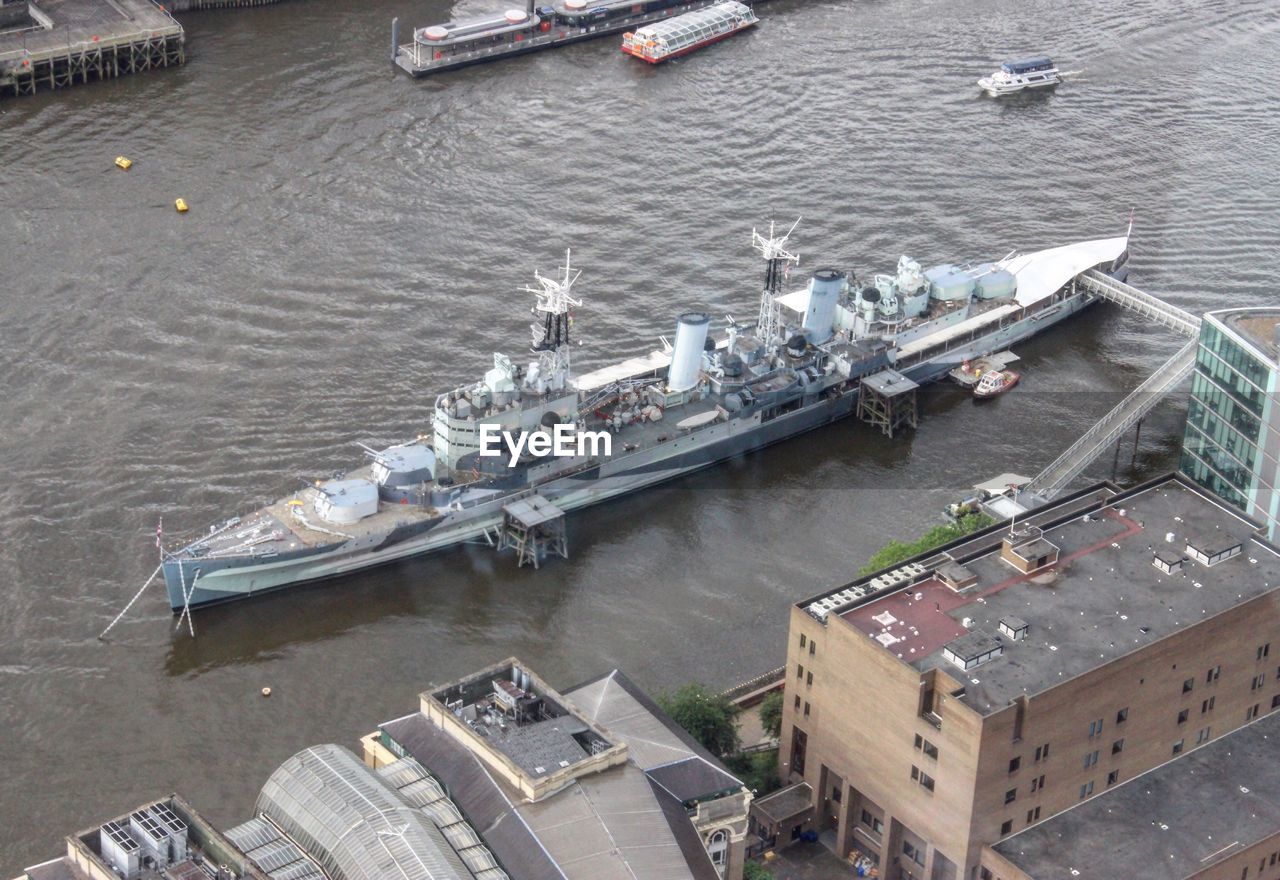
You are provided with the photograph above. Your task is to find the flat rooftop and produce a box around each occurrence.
[992,711,1280,879]
[428,659,614,779]
[838,475,1280,714]
[1219,307,1280,365]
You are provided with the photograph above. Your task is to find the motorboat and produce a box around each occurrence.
[978,57,1061,96]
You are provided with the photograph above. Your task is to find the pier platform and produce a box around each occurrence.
[0,0,183,97]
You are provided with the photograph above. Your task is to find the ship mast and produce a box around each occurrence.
[751,218,801,344]
[520,248,583,391]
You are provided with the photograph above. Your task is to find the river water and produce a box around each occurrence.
[2,0,1278,869]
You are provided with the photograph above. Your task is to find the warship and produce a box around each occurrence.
[157,223,1129,613]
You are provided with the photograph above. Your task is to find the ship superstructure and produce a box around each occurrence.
[158,225,1129,614]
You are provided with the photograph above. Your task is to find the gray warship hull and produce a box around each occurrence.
[161,282,1100,611]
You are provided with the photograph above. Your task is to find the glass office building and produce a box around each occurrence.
[1181,308,1280,538]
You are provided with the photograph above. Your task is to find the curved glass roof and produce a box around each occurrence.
[256,744,475,880]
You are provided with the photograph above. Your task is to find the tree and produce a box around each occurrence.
[758,689,783,741]
[743,861,773,880]
[658,683,741,757]
[858,512,996,575]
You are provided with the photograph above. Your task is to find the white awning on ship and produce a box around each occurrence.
[574,349,671,391]
[895,303,1021,359]
[1002,235,1128,307]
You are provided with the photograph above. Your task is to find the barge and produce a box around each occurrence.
[621,1,758,63]
[393,0,749,76]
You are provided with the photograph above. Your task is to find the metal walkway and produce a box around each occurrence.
[1025,339,1197,500]
[1023,273,1204,502]
[1078,270,1202,338]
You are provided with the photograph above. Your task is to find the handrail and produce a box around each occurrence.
[1026,339,1197,498]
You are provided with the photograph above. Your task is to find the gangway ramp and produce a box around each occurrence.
[1078,269,1201,337]
[1025,338,1197,500]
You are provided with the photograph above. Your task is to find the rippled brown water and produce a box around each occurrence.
[2,0,1278,869]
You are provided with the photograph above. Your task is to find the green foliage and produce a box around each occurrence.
[658,683,741,757]
[858,513,996,576]
[758,690,784,740]
[724,748,781,797]
[743,860,774,880]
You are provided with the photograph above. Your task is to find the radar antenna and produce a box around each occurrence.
[751,218,801,344]
[520,248,583,389]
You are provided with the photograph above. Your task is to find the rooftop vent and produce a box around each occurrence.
[1186,532,1243,567]
[1153,550,1185,575]
[937,560,978,591]
[943,629,1004,671]
[998,616,1029,640]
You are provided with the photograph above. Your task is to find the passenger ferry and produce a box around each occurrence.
[978,57,1061,96]
[395,0,748,77]
[621,1,757,63]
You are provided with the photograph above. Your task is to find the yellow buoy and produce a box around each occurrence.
[114,156,132,170]
[261,687,272,697]
[174,198,189,213]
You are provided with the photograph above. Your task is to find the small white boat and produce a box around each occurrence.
[973,369,1021,399]
[978,57,1061,96]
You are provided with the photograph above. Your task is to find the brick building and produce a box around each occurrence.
[776,474,1280,880]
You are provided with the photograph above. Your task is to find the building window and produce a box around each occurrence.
[1183,678,1194,694]
[1207,665,1222,684]
[794,695,801,710]
[910,766,935,792]
[861,810,884,835]
[797,664,803,679]
[1178,708,1190,724]
[1173,739,1185,755]
[806,671,813,687]
[1000,820,1012,836]
[1026,806,1041,823]
[1088,718,1104,737]
[914,735,938,759]
[809,641,816,656]
[1005,788,1017,805]
[800,634,806,648]
[1112,739,1125,755]
[1272,694,1280,710]
[831,785,841,803]
[1197,726,1212,745]
[982,869,993,880]
[803,702,810,718]
[708,830,727,867]
[1252,674,1266,691]
[1079,781,1094,799]
[1116,707,1129,725]
[1009,756,1021,774]
[903,841,925,866]
[1082,750,1099,769]
[1107,770,1119,786]
[1034,743,1050,761]
[1247,704,1260,721]
[790,727,807,776]
[1202,696,1216,713]
[1259,643,1271,661]
[1030,774,1045,792]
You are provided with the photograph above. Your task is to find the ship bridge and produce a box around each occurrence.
[1023,271,1203,503]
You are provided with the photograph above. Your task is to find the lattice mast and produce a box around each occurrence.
[520,248,583,390]
[752,218,801,344]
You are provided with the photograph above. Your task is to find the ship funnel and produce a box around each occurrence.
[667,312,709,392]
[802,268,843,344]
